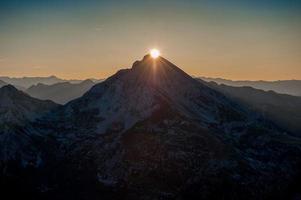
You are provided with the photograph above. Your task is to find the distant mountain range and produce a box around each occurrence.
[201,80,301,136]
[1,55,301,199]
[0,75,103,89]
[0,80,7,88]
[26,79,95,104]
[199,77,301,96]
[1,75,300,97]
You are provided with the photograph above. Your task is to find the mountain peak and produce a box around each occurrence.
[68,54,243,134]
[128,55,197,90]
[81,79,94,85]
[131,54,186,75]
[0,84,19,93]
[132,54,159,69]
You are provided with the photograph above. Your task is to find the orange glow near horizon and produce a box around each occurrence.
[0,50,300,81]
[1,1,301,81]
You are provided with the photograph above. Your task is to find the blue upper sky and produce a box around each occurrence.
[0,0,300,80]
[1,0,300,13]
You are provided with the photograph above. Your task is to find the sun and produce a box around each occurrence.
[150,49,160,59]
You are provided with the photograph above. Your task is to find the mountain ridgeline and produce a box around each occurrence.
[200,77,301,97]
[26,79,95,104]
[0,80,7,88]
[202,81,301,136]
[0,75,83,88]
[0,55,301,200]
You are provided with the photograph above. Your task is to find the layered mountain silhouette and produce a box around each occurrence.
[0,75,62,89]
[1,56,301,200]
[0,85,58,125]
[199,77,301,96]
[0,75,89,89]
[203,81,301,136]
[26,79,95,104]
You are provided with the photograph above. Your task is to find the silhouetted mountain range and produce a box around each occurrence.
[1,75,299,98]
[26,79,95,104]
[200,77,301,96]
[1,56,301,200]
[0,75,64,88]
[0,76,103,89]
[202,81,301,136]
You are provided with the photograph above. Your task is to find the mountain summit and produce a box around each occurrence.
[58,55,247,135]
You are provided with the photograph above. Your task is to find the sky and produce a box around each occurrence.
[0,0,300,80]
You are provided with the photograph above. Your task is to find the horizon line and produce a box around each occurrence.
[0,74,300,82]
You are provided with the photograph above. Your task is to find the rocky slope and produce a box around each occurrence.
[0,85,59,166]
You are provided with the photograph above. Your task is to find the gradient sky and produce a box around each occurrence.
[0,0,300,80]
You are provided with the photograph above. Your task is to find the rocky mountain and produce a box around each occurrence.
[0,85,58,125]
[203,81,301,136]
[199,77,301,96]
[1,56,301,200]
[32,55,301,199]
[0,85,59,173]
[26,79,95,104]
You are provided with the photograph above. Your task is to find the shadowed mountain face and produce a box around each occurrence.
[26,79,95,104]
[203,81,301,136]
[199,77,301,97]
[1,56,301,200]
[0,85,59,168]
[0,85,58,125]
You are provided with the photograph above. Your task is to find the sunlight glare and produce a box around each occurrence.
[150,49,160,59]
